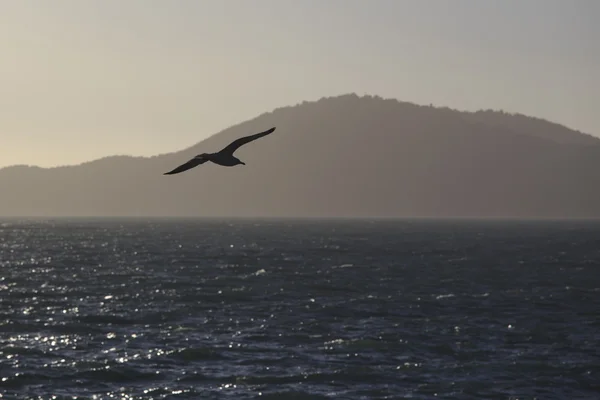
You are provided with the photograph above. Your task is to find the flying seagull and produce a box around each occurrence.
[164,127,276,175]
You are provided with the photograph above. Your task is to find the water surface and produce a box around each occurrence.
[1,218,599,399]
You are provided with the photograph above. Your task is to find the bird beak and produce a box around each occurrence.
[240,162,246,165]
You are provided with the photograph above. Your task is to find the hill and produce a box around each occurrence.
[1,94,599,218]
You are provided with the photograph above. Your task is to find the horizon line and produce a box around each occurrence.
[2,215,600,222]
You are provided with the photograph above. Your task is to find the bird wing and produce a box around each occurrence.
[163,155,208,175]
[219,127,276,155]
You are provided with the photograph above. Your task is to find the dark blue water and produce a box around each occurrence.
[0,218,599,399]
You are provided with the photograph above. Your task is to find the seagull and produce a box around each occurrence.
[163,127,276,175]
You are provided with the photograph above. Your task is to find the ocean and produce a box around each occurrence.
[0,218,598,399]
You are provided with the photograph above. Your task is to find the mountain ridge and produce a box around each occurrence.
[2,93,597,172]
[1,93,599,218]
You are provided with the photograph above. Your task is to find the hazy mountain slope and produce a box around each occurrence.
[1,94,599,218]
[461,109,600,146]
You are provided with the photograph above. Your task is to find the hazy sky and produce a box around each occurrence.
[1,0,598,168]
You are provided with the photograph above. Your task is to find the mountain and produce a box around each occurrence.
[2,93,600,218]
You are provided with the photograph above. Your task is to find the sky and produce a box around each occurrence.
[1,0,598,168]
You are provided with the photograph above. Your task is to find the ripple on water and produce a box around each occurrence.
[0,219,599,399]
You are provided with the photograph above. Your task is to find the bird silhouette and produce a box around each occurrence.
[163,127,276,175]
